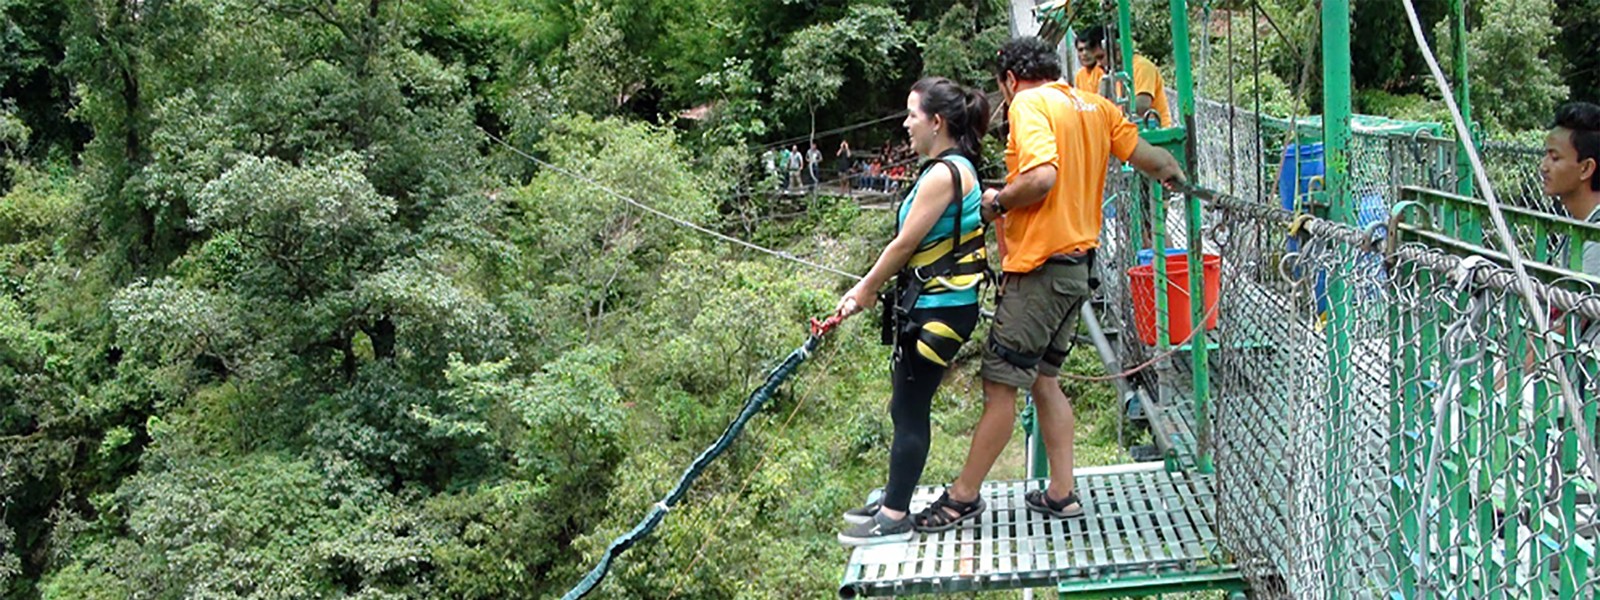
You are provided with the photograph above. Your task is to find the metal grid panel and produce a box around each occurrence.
[1190,187,1600,599]
[837,464,1241,598]
[1177,92,1583,599]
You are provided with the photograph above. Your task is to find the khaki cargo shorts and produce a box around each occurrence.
[979,259,1094,390]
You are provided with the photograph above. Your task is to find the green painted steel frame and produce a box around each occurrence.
[1449,0,1475,200]
[1055,568,1247,598]
[1167,0,1211,475]
[1320,2,1355,598]
[1388,185,1600,599]
[1117,0,1213,473]
[1399,185,1600,284]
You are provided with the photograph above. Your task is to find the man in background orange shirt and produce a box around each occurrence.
[911,37,1184,531]
[1072,26,1171,128]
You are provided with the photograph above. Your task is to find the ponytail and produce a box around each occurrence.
[959,88,991,163]
[910,77,990,166]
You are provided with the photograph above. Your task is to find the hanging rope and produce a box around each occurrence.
[755,91,1004,152]
[560,316,846,600]
[662,328,842,600]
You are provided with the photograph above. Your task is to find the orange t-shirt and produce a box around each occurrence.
[1131,55,1171,127]
[1073,56,1170,128]
[1000,82,1141,273]
[1074,65,1104,96]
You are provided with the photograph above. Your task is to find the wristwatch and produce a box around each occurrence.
[986,197,1007,217]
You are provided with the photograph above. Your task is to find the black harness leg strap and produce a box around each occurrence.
[1042,347,1070,370]
[989,337,1044,369]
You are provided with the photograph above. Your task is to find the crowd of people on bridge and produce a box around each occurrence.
[761,138,920,195]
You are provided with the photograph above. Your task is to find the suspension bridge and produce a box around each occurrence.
[838,1,1600,597]
[558,0,1600,598]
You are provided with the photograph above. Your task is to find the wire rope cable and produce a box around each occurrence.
[482,126,863,282]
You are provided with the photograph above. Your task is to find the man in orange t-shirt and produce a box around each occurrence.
[912,37,1184,532]
[1072,26,1171,128]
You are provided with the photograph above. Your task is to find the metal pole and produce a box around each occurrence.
[1169,0,1198,155]
[1168,0,1211,474]
[1024,395,1049,480]
[1116,0,1137,116]
[1450,0,1474,199]
[1066,27,1080,78]
[1321,0,1355,596]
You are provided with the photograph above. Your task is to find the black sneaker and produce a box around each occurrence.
[837,511,913,546]
[842,500,881,525]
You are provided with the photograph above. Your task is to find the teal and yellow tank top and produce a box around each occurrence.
[896,154,986,309]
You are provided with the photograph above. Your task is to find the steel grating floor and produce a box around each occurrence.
[837,463,1243,598]
[1146,390,1200,472]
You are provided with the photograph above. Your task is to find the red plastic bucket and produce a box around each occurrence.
[1128,253,1221,346]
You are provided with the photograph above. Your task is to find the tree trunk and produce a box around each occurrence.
[365,316,396,361]
[809,107,816,146]
[339,335,357,379]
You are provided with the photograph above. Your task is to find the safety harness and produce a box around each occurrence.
[878,152,991,346]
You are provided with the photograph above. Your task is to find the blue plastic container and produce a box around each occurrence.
[1303,193,1390,315]
[1136,248,1187,266]
[1279,143,1325,212]
[1356,193,1387,229]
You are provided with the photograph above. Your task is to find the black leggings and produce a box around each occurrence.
[882,304,980,513]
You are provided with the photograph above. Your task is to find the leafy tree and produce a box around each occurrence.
[502,114,713,359]
[776,5,912,141]
[0,0,80,160]
[921,3,1010,86]
[1442,0,1568,132]
[63,0,210,273]
[561,2,647,114]
[40,452,432,599]
[1350,0,1448,93]
[1555,0,1600,103]
[694,57,770,148]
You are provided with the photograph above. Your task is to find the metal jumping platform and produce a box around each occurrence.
[838,463,1245,598]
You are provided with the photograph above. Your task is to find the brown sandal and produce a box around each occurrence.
[1024,488,1084,518]
[912,490,985,533]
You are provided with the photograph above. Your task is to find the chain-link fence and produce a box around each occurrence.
[1095,91,1600,598]
[1131,186,1600,599]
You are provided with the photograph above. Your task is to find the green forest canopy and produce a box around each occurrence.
[1,0,1593,598]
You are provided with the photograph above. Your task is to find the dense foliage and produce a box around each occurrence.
[0,1,1591,598]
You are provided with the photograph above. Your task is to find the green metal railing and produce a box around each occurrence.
[1399,185,1600,289]
[1188,183,1600,599]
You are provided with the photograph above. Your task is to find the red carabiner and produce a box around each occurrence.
[809,314,844,338]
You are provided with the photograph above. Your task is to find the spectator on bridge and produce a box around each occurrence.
[887,164,904,193]
[1546,101,1600,278]
[777,146,792,190]
[808,142,824,190]
[837,140,854,193]
[1545,102,1600,394]
[1073,26,1171,128]
[762,148,778,190]
[916,37,1183,531]
[832,77,991,545]
[786,144,803,190]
